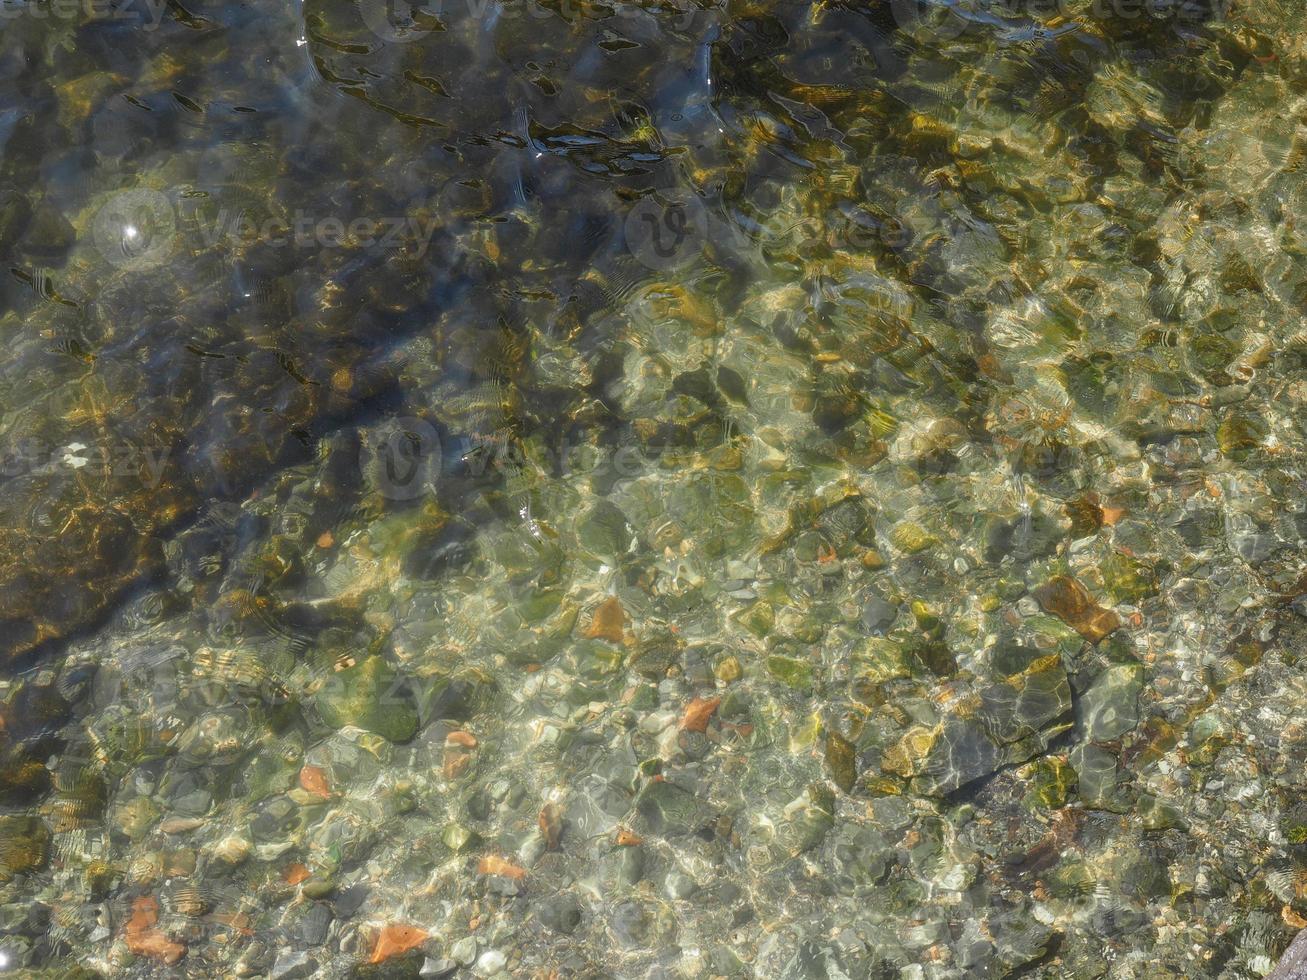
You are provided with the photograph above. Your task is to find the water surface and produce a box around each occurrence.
[1,0,1306,976]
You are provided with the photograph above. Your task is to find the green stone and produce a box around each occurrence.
[990,908,1054,974]
[1137,794,1182,831]
[442,822,478,852]
[1044,858,1095,901]
[0,815,50,880]
[1282,803,1307,844]
[114,797,158,841]
[910,600,941,634]
[1069,744,1122,810]
[1217,413,1265,455]
[1079,662,1143,742]
[735,600,775,638]
[825,731,857,793]
[562,640,625,679]
[851,637,913,686]
[979,654,1072,744]
[1022,756,1077,808]
[576,499,633,557]
[315,657,418,743]
[890,521,937,554]
[1097,553,1157,604]
[912,717,1002,796]
[766,654,815,690]
[617,845,645,886]
[714,654,742,683]
[784,784,835,854]
[634,779,715,837]
[301,877,335,900]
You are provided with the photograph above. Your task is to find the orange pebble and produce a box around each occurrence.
[369,923,429,964]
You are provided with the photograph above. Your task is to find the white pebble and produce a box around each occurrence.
[475,949,507,976]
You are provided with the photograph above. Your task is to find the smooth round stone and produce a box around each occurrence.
[176,709,249,765]
[474,949,507,976]
[617,846,644,887]
[449,936,477,966]
[665,871,699,900]
[610,901,653,948]
[538,894,583,934]
[249,796,299,844]
[860,591,899,634]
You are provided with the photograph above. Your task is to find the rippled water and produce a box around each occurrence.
[1,0,1307,976]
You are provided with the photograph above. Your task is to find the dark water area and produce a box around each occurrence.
[0,0,1306,976]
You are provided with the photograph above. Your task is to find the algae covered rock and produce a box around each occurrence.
[1033,575,1120,643]
[315,657,418,743]
[895,651,1073,796]
[0,815,50,880]
[633,779,715,837]
[911,716,1004,796]
[825,731,858,793]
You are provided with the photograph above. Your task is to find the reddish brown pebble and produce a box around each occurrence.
[282,863,311,885]
[679,696,721,733]
[477,855,527,880]
[583,596,626,644]
[1033,575,1120,643]
[369,923,429,964]
[539,802,563,849]
[299,765,332,800]
[124,895,187,965]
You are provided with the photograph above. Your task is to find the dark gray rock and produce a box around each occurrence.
[634,779,714,836]
[539,894,583,934]
[1269,927,1307,980]
[331,884,369,919]
[270,949,318,980]
[291,903,332,947]
[610,900,653,948]
[860,591,899,634]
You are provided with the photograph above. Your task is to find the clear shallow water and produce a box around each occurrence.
[1,0,1307,976]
